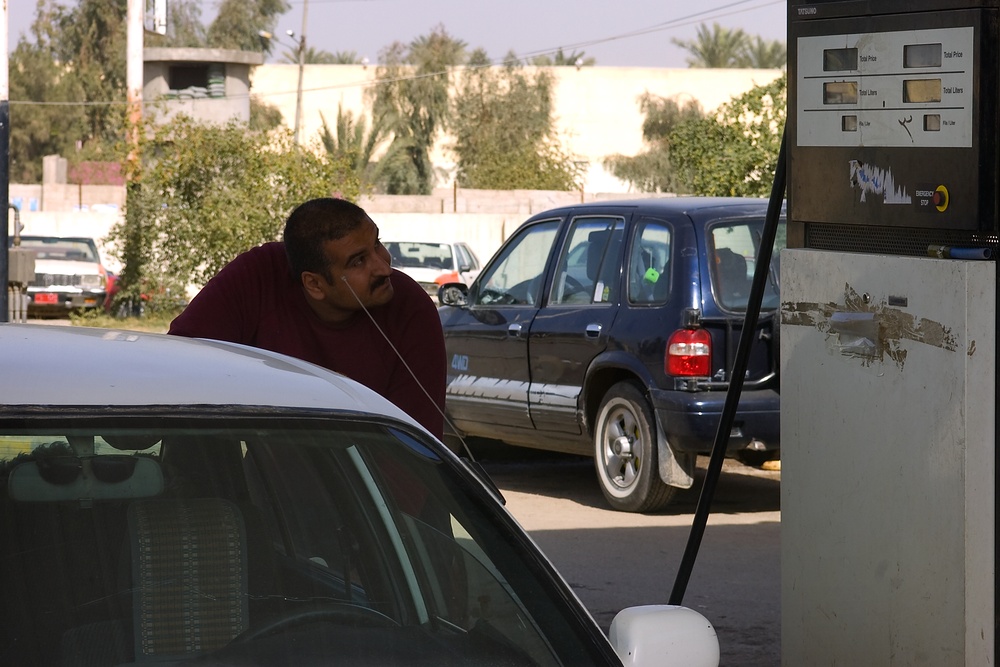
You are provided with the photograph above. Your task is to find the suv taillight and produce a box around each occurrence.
[666,328,711,376]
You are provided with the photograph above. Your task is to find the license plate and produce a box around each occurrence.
[34,293,58,304]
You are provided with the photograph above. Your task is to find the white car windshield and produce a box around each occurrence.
[17,237,100,262]
[385,242,454,271]
[0,414,608,666]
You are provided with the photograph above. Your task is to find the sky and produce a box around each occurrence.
[7,0,788,68]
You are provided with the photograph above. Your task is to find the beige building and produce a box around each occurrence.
[143,47,263,125]
[249,64,784,193]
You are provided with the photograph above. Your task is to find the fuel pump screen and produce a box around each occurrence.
[903,79,942,103]
[824,81,858,104]
[796,26,972,149]
[789,19,989,239]
[824,48,858,71]
[903,43,942,68]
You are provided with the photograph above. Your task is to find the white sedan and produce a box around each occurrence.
[385,241,481,301]
[0,324,719,667]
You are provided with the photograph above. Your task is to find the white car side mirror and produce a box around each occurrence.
[609,605,720,667]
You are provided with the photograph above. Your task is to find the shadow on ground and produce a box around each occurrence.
[471,437,780,515]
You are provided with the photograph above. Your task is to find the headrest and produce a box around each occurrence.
[587,230,610,280]
[715,248,748,279]
[9,456,164,502]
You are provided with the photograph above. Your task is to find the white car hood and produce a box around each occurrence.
[33,258,102,276]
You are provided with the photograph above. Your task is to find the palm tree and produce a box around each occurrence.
[279,46,351,64]
[671,22,749,68]
[319,104,407,188]
[368,25,467,194]
[531,48,596,67]
[737,37,786,69]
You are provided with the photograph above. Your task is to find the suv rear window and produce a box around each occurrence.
[710,221,781,311]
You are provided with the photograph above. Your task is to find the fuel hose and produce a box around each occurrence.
[669,129,787,605]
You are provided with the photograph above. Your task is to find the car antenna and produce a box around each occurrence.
[340,276,475,461]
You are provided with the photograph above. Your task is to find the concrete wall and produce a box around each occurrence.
[249,64,784,193]
[11,187,670,281]
[12,65,780,213]
[13,209,513,281]
[11,183,124,215]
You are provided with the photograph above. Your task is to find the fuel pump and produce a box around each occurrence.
[5,204,32,323]
[783,1,999,664]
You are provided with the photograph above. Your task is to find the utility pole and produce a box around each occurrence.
[120,0,145,315]
[1,0,10,322]
[126,0,143,166]
[293,0,309,144]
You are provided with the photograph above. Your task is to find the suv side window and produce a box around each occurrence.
[711,224,755,310]
[473,220,560,307]
[628,221,671,304]
[550,217,624,306]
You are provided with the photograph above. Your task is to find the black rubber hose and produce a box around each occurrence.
[669,129,787,605]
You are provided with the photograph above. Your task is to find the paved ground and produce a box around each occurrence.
[477,444,781,666]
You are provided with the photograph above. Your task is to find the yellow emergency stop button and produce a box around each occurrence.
[935,185,949,212]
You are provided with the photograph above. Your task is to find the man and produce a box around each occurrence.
[169,198,446,439]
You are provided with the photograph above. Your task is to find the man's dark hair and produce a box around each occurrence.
[283,198,370,280]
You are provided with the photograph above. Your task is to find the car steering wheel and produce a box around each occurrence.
[563,275,586,293]
[231,603,399,643]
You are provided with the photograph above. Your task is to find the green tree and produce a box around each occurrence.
[603,94,704,193]
[319,105,401,189]
[673,22,786,69]
[10,0,128,182]
[207,0,288,54]
[531,48,596,67]
[369,24,467,194]
[736,36,787,69]
[452,49,581,190]
[249,95,285,132]
[279,46,353,64]
[330,51,366,65]
[668,74,786,197]
[144,0,207,48]
[672,23,749,68]
[107,116,360,308]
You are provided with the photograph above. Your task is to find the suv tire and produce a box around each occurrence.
[594,381,677,512]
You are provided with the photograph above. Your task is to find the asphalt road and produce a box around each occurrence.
[477,444,781,667]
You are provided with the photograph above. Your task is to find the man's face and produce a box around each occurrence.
[302,216,394,322]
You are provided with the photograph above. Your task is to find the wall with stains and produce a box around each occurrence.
[780,248,995,665]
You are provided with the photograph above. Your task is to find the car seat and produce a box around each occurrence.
[128,497,250,661]
[715,247,751,307]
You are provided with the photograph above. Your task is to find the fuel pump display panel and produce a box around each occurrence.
[797,27,973,149]
[789,7,1000,244]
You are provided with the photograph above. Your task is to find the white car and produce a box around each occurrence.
[0,324,719,666]
[385,241,481,301]
[11,235,108,316]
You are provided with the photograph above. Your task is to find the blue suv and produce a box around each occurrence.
[438,197,783,512]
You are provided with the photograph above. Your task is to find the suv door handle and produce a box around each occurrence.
[507,323,523,338]
[585,323,602,339]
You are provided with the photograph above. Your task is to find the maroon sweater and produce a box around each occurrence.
[169,242,446,438]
